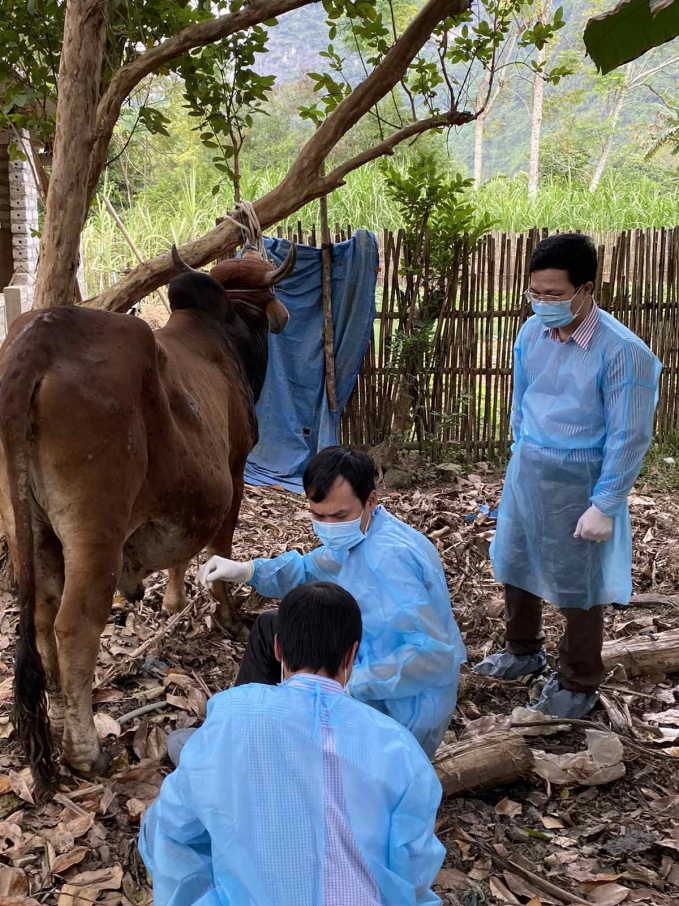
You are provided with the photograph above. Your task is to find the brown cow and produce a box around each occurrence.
[0,244,295,795]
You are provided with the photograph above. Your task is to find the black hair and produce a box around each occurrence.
[529,233,598,288]
[277,582,362,677]
[303,447,376,505]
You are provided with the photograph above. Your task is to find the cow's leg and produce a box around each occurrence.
[208,473,245,637]
[55,544,120,775]
[33,525,65,738]
[163,562,189,614]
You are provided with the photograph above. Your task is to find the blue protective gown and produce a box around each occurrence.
[250,506,466,756]
[491,309,661,609]
[139,679,445,906]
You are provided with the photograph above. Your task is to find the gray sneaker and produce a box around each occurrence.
[167,727,198,767]
[473,647,547,680]
[529,676,598,719]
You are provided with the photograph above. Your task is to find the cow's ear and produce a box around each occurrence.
[266,298,289,334]
[220,287,236,322]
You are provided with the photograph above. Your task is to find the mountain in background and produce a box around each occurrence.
[258,0,678,183]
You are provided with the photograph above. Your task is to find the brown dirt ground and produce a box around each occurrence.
[0,462,677,905]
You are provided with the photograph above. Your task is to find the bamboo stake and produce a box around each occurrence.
[319,182,338,412]
[103,196,171,314]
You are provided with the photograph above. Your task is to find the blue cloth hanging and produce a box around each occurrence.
[244,230,378,492]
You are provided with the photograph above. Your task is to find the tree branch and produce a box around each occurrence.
[288,0,471,180]
[87,0,472,313]
[86,0,313,208]
[322,110,474,187]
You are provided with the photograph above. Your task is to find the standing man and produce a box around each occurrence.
[475,233,661,718]
[140,583,445,905]
[199,447,466,757]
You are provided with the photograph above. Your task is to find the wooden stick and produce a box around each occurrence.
[117,701,171,726]
[318,163,338,412]
[103,196,171,314]
[93,598,196,690]
[477,840,591,906]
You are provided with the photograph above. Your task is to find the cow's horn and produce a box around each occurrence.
[264,243,296,286]
[171,245,199,274]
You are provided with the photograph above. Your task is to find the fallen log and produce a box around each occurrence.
[630,593,679,607]
[602,629,679,678]
[433,733,534,797]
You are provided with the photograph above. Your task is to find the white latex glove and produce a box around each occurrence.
[198,556,254,587]
[574,505,613,543]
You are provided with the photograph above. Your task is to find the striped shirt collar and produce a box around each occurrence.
[284,673,344,694]
[546,301,599,350]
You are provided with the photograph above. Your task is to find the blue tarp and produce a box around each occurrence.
[244,229,378,493]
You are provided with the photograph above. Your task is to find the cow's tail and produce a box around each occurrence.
[0,348,56,798]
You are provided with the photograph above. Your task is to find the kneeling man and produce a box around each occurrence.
[200,447,466,756]
[140,582,445,905]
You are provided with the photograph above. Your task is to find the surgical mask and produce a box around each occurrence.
[527,287,585,329]
[312,510,368,552]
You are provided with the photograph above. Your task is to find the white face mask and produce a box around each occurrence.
[312,508,368,552]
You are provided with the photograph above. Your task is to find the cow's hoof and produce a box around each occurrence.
[213,608,245,641]
[162,589,187,615]
[65,749,112,779]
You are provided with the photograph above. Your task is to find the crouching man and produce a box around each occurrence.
[139,582,445,905]
[200,447,466,757]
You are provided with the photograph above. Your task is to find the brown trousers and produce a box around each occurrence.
[504,585,605,693]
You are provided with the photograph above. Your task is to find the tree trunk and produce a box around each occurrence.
[232,137,241,204]
[527,0,551,200]
[473,80,488,188]
[601,629,679,678]
[589,79,630,193]
[433,733,534,797]
[33,0,108,309]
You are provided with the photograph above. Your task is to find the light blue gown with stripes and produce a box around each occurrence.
[491,310,661,610]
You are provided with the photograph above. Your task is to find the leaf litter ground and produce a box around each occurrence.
[0,465,677,905]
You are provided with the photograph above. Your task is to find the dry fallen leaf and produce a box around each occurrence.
[503,870,543,902]
[45,823,75,855]
[0,865,28,896]
[93,712,121,739]
[99,786,115,815]
[489,875,522,904]
[57,885,100,906]
[495,798,522,818]
[0,820,22,853]
[68,863,123,891]
[541,816,565,829]
[586,883,630,905]
[0,776,11,796]
[126,798,147,823]
[51,846,89,875]
[0,898,40,906]
[92,687,125,704]
[166,692,191,712]
[65,812,96,839]
[0,677,13,702]
[8,770,34,805]
[434,868,470,890]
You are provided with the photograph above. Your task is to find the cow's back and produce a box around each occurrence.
[0,307,163,549]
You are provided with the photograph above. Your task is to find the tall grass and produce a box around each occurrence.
[82,162,679,297]
[476,174,679,233]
